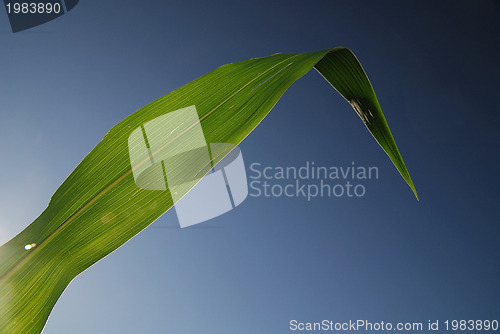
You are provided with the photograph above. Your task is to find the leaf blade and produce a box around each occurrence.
[0,47,416,333]
[314,47,418,199]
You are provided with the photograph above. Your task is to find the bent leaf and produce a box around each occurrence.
[0,47,417,333]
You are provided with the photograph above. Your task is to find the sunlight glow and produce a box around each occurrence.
[24,243,36,250]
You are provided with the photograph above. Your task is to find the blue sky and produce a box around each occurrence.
[1,1,499,333]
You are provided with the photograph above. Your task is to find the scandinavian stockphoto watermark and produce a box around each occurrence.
[248,161,379,201]
[128,106,248,228]
[127,106,379,228]
[288,319,499,332]
[3,0,80,32]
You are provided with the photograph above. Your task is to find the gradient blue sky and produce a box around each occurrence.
[1,1,499,333]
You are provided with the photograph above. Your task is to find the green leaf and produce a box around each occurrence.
[314,48,418,199]
[0,47,417,333]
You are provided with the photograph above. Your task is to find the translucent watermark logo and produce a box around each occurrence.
[128,106,248,228]
[127,106,379,227]
[248,161,379,201]
[3,0,80,33]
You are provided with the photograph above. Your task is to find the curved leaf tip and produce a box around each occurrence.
[314,47,418,200]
